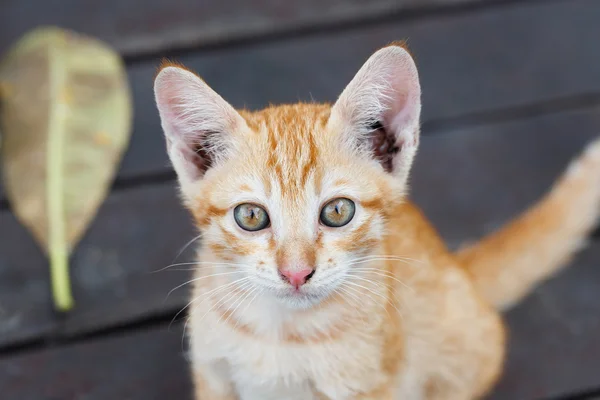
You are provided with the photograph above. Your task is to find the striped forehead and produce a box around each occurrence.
[246,104,330,197]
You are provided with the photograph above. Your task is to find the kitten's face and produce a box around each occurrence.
[154,43,421,309]
[189,105,401,308]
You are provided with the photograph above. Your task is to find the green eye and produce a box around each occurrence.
[234,203,270,231]
[320,198,355,228]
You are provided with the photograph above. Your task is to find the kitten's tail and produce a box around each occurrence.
[456,137,600,311]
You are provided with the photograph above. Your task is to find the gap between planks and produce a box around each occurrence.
[120,0,557,65]
[0,306,183,359]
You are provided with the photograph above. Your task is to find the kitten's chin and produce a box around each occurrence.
[272,288,328,310]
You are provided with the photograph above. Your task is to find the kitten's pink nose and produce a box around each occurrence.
[279,268,315,288]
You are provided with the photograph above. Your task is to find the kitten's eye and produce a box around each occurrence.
[320,198,355,228]
[234,203,270,231]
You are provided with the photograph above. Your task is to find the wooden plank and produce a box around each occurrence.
[1,106,600,397]
[0,324,193,400]
[491,247,600,400]
[0,0,487,58]
[0,182,195,347]
[115,0,600,182]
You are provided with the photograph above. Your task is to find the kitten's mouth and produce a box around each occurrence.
[273,285,327,308]
[279,286,311,298]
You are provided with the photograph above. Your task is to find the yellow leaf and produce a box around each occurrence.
[0,26,133,311]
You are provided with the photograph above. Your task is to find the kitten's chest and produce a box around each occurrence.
[225,333,357,380]
[198,327,381,398]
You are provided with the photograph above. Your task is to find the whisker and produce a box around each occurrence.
[343,280,404,318]
[201,280,256,326]
[350,254,426,263]
[234,288,265,332]
[165,270,246,300]
[351,268,414,293]
[347,255,426,266]
[181,317,192,356]
[340,281,391,319]
[222,285,259,328]
[347,273,406,314]
[152,261,248,273]
[174,232,204,260]
[347,258,415,268]
[335,286,371,329]
[346,273,404,308]
[170,276,251,330]
[335,286,364,309]
[179,277,252,351]
[337,283,397,326]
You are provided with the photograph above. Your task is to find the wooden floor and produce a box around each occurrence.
[2,0,600,399]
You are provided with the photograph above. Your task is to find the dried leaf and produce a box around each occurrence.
[0,27,133,311]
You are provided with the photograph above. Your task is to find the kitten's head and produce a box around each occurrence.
[154,43,421,309]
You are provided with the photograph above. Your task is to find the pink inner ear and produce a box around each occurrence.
[382,73,420,146]
[155,70,191,139]
[169,141,207,181]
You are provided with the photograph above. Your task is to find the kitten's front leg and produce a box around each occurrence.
[193,361,237,400]
[315,382,395,400]
[352,388,394,400]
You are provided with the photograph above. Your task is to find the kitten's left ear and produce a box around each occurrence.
[330,43,421,185]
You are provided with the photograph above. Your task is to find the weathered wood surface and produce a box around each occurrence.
[0,324,193,400]
[493,247,600,400]
[1,106,600,398]
[0,0,493,58]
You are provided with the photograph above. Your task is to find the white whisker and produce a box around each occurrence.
[179,277,252,352]
[166,270,246,300]
[152,261,249,273]
[343,279,404,318]
[170,276,251,330]
[353,254,424,264]
[351,268,414,293]
[336,286,364,309]
[335,286,372,330]
[235,288,265,331]
[223,285,259,328]
[174,232,204,260]
[203,280,256,326]
[341,281,391,319]
[346,273,404,307]
[346,273,406,315]
[347,254,426,267]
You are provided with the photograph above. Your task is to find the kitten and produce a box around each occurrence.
[154,43,600,399]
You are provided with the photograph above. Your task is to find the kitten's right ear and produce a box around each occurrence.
[154,64,247,188]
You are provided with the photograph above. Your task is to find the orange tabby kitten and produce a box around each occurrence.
[154,43,600,399]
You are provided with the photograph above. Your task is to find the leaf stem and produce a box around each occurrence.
[50,246,74,311]
[47,32,74,312]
